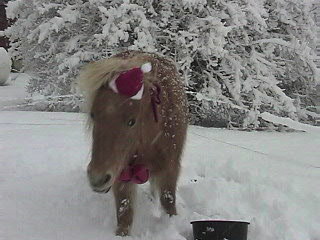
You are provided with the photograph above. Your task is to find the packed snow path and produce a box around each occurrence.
[1,111,319,240]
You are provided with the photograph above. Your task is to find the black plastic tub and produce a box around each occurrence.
[191,220,250,240]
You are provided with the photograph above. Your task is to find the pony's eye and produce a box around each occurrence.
[128,119,136,127]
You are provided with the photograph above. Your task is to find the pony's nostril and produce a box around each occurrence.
[103,174,112,185]
[89,174,112,188]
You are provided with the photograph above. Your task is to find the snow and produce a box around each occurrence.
[0,73,30,111]
[1,70,320,240]
[1,110,319,240]
[0,47,12,85]
[260,112,320,134]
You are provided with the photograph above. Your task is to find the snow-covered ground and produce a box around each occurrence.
[1,110,319,240]
[1,73,320,240]
[0,73,30,111]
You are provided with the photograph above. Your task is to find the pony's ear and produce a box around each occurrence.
[108,63,152,100]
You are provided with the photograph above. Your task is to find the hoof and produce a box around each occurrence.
[169,210,177,217]
[116,227,129,237]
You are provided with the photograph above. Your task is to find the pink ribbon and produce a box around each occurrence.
[118,164,150,184]
[150,83,161,122]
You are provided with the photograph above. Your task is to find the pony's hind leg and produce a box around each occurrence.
[112,182,136,236]
[157,169,179,216]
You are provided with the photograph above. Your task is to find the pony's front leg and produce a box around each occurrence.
[157,170,179,216]
[113,182,136,236]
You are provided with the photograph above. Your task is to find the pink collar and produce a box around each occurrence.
[118,164,150,184]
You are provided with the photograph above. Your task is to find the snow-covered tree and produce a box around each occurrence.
[263,0,319,120]
[5,0,319,127]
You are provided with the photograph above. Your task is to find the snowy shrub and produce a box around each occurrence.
[5,0,320,127]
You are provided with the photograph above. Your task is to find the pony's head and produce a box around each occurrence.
[78,56,152,193]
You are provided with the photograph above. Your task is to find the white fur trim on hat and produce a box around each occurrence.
[130,85,144,100]
[108,76,119,93]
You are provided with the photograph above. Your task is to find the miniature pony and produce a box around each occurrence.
[77,51,188,236]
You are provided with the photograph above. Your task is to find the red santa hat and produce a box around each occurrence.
[109,62,152,100]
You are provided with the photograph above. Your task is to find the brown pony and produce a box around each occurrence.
[77,51,188,236]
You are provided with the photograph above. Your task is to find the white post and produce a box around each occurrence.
[0,47,12,85]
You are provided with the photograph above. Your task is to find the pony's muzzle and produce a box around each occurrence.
[87,170,112,193]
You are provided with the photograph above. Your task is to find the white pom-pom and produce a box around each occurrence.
[141,62,152,73]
